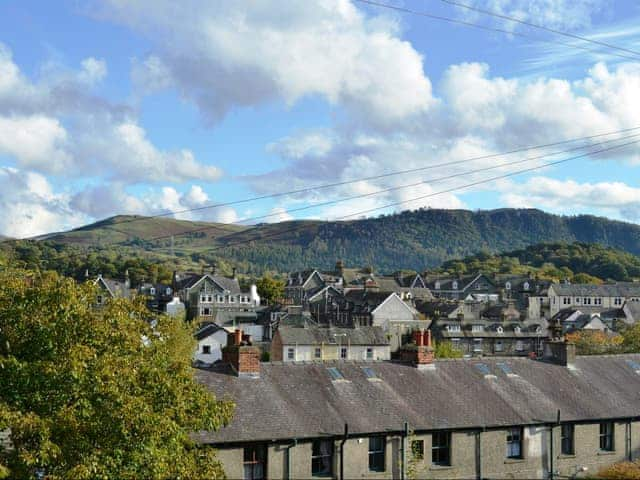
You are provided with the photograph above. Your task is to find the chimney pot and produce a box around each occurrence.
[222,329,261,377]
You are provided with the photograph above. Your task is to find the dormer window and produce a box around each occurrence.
[514,326,521,334]
[496,326,504,334]
[505,282,511,290]
[452,281,458,290]
[535,326,542,334]
[435,281,441,290]
[149,287,156,295]
[165,287,172,295]
[523,282,530,290]
[447,324,461,333]
[471,325,484,333]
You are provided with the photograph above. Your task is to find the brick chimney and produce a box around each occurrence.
[400,330,435,370]
[222,329,261,377]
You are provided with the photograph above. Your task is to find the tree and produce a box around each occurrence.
[0,269,234,479]
[255,276,285,305]
[565,330,623,355]
[434,340,463,359]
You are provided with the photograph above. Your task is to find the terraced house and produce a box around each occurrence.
[195,331,640,479]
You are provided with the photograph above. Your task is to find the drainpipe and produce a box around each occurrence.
[401,421,408,480]
[340,423,348,480]
[286,438,297,480]
[627,420,632,462]
[550,410,560,480]
[476,427,484,480]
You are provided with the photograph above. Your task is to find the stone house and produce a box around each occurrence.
[92,272,131,307]
[548,282,640,317]
[271,325,390,362]
[195,335,640,480]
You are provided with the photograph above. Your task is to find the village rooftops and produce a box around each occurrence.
[193,354,640,444]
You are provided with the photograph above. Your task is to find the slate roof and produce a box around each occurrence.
[550,282,640,297]
[343,290,394,308]
[414,300,461,318]
[623,302,640,322]
[276,326,388,346]
[194,323,227,340]
[193,354,640,444]
[95,276,130,298]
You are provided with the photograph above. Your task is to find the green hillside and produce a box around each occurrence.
[439,242,640,282]
[3,208,640,278]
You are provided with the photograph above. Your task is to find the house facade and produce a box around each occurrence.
[271,325,390,362]
[548,282,640,317]
[195,335,640,480]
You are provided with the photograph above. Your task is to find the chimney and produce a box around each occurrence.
[232,267,237,279]
[543,339,576,368]
[401,330,434,370]
[335,260,344,276]
[222,329,261,377]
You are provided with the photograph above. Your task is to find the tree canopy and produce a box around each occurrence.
[0,269,233,479]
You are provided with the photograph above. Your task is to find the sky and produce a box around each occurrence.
[0,0,640,238]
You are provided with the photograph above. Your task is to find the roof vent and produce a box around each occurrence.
[626,359,640,374]
[473,363,497,379]
[327,367,345,381]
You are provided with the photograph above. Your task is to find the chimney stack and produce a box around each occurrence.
[401,330,434,370]
[232,267,237,279]
[543,339,576,368]
[222,329,261,377]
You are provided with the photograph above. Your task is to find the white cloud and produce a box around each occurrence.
[100,0,434,125]
[462,0,607,31]
[0,42,220,183]
[501,176,640,220]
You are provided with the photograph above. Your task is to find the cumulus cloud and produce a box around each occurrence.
[0,42,220,183]
[99,0,434,125]
[501,176,640,220]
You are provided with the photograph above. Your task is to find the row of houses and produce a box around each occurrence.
[195,328,640,479]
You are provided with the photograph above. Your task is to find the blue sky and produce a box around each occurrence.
[0,0,639,238]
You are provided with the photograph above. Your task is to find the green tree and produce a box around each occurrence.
[255,276,285,305]
[434,340,463,359]
[0,269,234,479]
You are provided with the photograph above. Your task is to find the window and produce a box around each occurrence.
[575,297,581,303]
[473,339,483,352]
[229,295,236,303]
[431,432,451,466]
[523,282,530,290]
[472,325,484,332]
[287,347,295,360]
[614,297,623,306]
[201,307,212,316]
[595,298,602,305]
[243,445,266,480]
[515,341,524,351]
[149,287,156,295]
[366,347,373,359]
[561,424,574,455]
[411,440,424,460]
[314,347,321,359]
[216,295,224,303]
[563,297,571,305]
[202,345,211,354]
[368,436,385,472]
[600,422,614,451]
[506,428,523,459]
[340,347,348,359]
[496,326,504,334]
[96,294,104,305]
[514,326,521,334]
[447,324,461,333]
[452,281,458,290]
[435,281,440,290]
[311,440,333,477]
[495,341,504,352]
[505,282,511,290]
[584,297,591,305]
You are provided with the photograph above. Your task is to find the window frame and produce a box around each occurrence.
[368,436,386,472]
[287,347,295,361]
[243,444,267,480]
[202,345,211,355]
[560,423,574,455]
[431,431,451,466]
[340,347,348,359]
[506,427,523,459]
[599,422,615,452]
[314,347,322,359]
[311,439,333,477]
[366,347,373,359]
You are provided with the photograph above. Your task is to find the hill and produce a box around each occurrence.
[32,208,640,275]
[439,242,640,282]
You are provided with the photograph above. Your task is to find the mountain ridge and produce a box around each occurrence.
[36,208,640,274]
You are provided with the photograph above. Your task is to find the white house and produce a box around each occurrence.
[194,324,231,365]
[548,282,640,317]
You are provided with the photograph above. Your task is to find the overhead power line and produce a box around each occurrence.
[180,136,640,253]
[8,124,637,242]
[145,131,640,243]
[436,0,640,58]
[354,0,640,62]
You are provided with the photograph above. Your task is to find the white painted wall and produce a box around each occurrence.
[194,329,229,364]
[280,344,390,362]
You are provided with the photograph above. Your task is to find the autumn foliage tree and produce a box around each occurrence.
[565,330,623,355]
[0,269,234,479]
[597,460,640,479]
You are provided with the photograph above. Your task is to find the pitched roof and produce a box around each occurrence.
[276,325,388,346]
[550,282,640,297]
[94,276,130,298]
[194,323,227,340]
[193,354,640,444]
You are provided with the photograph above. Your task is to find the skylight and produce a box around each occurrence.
[497,362,514,375]
[474,363,491,375]
[327,367,344,380]
[625,359,640,373]
[361,367,377,379]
